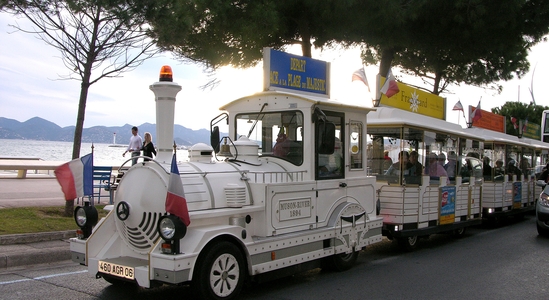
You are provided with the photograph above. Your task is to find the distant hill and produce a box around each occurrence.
[0,117,214,147]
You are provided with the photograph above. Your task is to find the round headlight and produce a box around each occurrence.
[157,215,187,241]
[74,205,99,229]
[75,207,87,227]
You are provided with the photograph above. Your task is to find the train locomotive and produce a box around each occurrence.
[70,65,383,299]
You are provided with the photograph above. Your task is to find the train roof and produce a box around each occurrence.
[367,107,480,140]
[219,90,376,114]
[465,127,531,147]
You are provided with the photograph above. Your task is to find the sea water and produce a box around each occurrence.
[0,139,189,166]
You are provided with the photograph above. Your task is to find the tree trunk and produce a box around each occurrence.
[432,71,442,95]
[64,200,74,217]
[379,48,395,78]
[66,68,93,217]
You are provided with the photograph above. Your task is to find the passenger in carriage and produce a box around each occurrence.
[444,151,458,179]
[483,156,493,177]
[385,151,412,176]
[425,152,448,179]
[493,159,505,181]
[409,150,423,176]
[383,150,393,172]
[273,130,291,158]
[506,159,522,180]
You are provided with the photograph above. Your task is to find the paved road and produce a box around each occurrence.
[0,178,68,208]
[0,215,546,300]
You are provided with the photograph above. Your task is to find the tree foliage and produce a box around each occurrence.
[133,0,356,69]
[351,0,549,95]
[133,0,549,98]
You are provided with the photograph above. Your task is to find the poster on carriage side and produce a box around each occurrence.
[439,186,456,225]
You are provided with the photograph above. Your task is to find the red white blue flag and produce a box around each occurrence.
[380,69,399,98]
[452,100,464,112]
[54,153,93,200]
[352,67,370,91]
[165,153,191,226]
[511,117,519,129]
[471,100,482,123]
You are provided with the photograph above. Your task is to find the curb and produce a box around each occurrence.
[0,230,76,245]
[0,231,76,269]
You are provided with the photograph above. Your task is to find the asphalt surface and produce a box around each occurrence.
[0,178,82,269]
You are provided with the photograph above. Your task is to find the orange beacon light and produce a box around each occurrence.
[159,65,173,82]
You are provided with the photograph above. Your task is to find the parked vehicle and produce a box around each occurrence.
[536,180,549,237]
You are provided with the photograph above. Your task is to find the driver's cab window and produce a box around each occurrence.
[316,112,344,180]
[236,111,303,165]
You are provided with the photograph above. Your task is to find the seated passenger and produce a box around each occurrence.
[507,159,522,180]
[483,156,492,178]
[385,151,412,176]
[383,150,393,172]
[444,151,458,179]
[273,133,291,157]
[409,150,423,176]
[425,152,448,183]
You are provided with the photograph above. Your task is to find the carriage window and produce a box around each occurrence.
[236,111,303,165]
[367,127,425,185]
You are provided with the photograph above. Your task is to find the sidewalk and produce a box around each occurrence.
[0,178,77,269]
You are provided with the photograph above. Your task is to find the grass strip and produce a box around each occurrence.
[0,206,108,235]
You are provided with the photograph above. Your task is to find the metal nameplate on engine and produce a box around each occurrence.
[279,198,312,221]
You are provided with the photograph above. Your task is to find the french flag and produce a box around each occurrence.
[54,153,93,200]
[380,69,400,98]
[165,153,191,226]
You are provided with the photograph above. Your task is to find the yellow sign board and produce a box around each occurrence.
[380,77,446,120]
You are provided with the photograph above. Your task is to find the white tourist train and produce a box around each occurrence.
[69,49,549,299]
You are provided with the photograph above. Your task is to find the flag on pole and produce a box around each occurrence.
[522,118,528,134]
[54,153,93,200]
[165,153,191,226]
[352,67,370,91]
[380,69,399,98]
[471,100,482,123]
[511,117,519,129]
[452,100,464,112]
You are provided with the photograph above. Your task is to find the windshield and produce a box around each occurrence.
[236,111,303,165]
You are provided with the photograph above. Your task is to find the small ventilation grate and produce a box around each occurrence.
[122,212,163,252]
[225,184,246,207]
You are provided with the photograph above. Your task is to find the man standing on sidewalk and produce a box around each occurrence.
[123,126,142,165]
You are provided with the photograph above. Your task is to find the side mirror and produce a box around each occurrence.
[536,180,546,187]
[316,121,336,155]
[211,126,220,153]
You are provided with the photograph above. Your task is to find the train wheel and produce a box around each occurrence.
[397,236,418,251]
[452,227,466,238]
[324,250,359,271]
[537,223,549,237]
[194,241,246,300]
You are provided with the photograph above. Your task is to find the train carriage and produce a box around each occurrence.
[366,107,483,250]
[466,128,537,221]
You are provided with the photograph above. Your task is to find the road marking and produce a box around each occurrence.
[0,270,87,285]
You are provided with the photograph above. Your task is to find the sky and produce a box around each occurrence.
[1,13,549,132]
